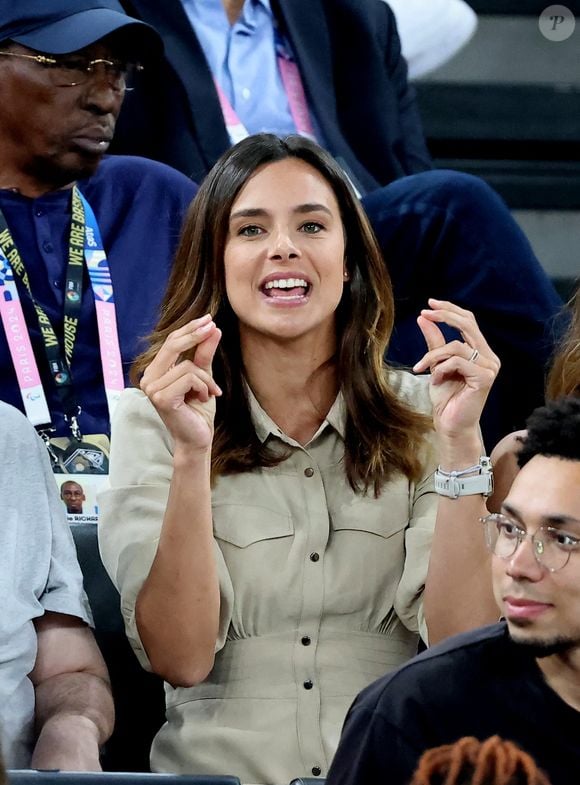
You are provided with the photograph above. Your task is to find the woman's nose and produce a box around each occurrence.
[267,229,300,260]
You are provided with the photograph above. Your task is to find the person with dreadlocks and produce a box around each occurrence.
[410,736,551,785]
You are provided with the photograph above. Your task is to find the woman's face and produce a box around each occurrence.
[223,157,347,347]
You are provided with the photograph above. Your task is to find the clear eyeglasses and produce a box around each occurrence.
[0,51,143,91]
[480,512,580,572]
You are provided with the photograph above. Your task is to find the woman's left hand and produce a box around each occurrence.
[413,298,500,439]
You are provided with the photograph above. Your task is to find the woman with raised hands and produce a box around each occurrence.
[99,133,500,783]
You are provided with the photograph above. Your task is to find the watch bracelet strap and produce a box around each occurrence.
[434,456,494,498]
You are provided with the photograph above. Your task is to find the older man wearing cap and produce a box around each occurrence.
[0,0,195,769]
[0,0,197,460]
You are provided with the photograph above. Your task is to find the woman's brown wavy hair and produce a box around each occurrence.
[546,284,580,400]
[132,134,431,494]
[410,736,551,785]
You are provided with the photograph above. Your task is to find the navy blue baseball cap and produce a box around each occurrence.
[0,0,162,56]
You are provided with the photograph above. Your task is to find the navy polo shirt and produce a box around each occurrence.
[0,155,197,437]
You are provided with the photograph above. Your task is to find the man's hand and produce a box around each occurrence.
[30,612,114,770]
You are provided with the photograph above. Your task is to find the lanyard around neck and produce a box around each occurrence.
[0,187,124,437]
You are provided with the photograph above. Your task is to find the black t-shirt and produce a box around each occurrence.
[327,623,580,785]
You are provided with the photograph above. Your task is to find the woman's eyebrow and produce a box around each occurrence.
[230,203,332,221]
[229,207,269,221]
[294,203,332,215]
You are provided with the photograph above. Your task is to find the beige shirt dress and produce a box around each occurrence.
[99,370,438,784]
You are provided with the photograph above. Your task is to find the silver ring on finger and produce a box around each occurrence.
[468,347,480,363]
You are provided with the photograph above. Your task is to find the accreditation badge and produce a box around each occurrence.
[47,434,110,525]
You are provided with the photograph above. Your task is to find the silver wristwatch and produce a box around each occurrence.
[434,456,494,499]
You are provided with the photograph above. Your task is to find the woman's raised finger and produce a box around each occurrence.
[421,298,493,354]
[145,369,215,411]
[144,316,215,380]
[414,339,499,375]
[429,354,498,389]
[141,359,222,400]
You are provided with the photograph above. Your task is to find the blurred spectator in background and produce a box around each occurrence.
[545,286,580,402]
[116,0,564,450]
[387,0,478,79]
[488,285,580,512]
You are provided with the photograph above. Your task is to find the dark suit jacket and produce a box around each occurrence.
[114,0,432,188]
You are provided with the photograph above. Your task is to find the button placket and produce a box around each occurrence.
[294,450,328,775]
[33,203,64,305]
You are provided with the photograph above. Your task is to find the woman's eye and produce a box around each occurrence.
[300,222,324,234]
[239,225,263,237]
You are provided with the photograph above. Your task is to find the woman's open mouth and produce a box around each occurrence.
[261,277,312,303]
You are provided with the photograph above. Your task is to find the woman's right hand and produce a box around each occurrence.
[139,314,222,451]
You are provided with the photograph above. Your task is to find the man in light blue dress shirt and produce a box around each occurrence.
[185,0,299,138]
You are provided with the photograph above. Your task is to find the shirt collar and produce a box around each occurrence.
[247,383,346,444]
[324,393,347,440]
[239,0,272,30]
[249,0,272,13]
[189,0,271,18]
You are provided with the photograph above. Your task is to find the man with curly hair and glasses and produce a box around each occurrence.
[327,396,580,785]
